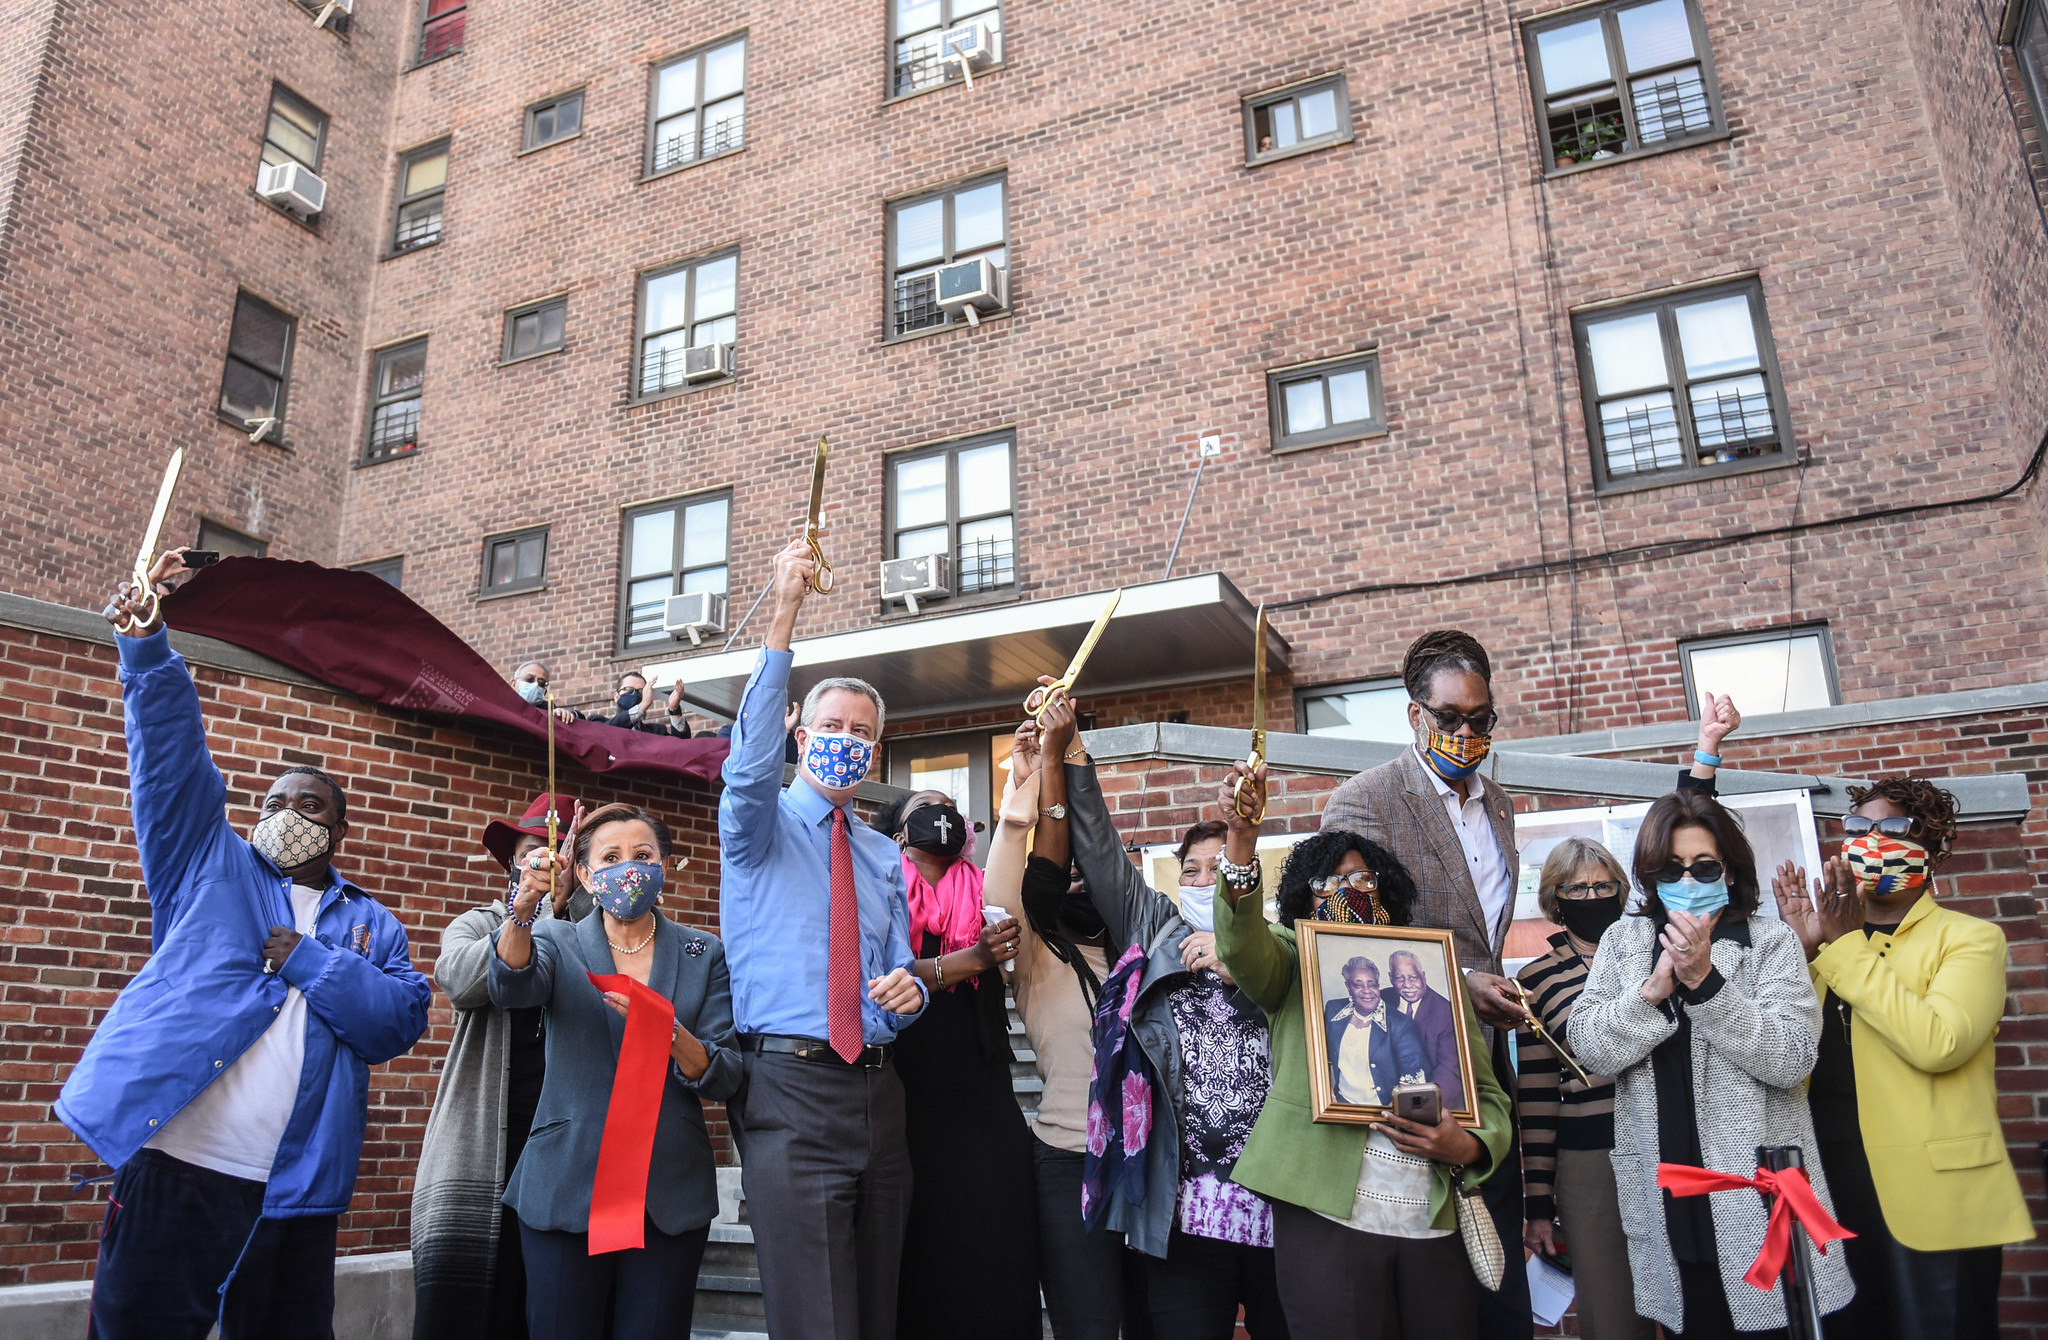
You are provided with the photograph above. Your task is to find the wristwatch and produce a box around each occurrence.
[1040,804,1067,820]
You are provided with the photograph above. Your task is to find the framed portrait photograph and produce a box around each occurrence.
[1296,923,1481,1128]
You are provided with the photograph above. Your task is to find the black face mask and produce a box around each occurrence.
[1060,889,1105,939]
[1557,894,1623,945]
[903,803,968,858]
[617,689,644,712]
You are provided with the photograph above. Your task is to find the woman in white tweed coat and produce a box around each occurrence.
[1573,790,1853,1337]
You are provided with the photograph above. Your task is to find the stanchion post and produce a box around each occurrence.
[1757,1144,1826,1340]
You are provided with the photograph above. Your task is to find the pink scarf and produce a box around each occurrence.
[902,853,987,990]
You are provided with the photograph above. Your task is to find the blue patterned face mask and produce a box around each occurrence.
[803,731,875,791]
[587,859,663,920]
[1657,877,1729,917]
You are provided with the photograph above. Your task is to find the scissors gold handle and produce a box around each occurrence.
[1022,677,1071,725]
[1515,981,1594,1086]
[804,526,836,594]
[1229,744,1267,824]
[115,562,162,637]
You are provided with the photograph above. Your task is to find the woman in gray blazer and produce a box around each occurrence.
[490,803,740,1340]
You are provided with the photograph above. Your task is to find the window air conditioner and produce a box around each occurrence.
[313,0,351,29]
[939,21,996,87]
[662,590,728,646]
[683,342,735,381]
[880,552,951,616]
[256,162,326,219]
[936,258,1006,326]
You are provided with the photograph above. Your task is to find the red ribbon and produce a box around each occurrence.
[1656,1163,1854,1291]
[585,973,676,1255]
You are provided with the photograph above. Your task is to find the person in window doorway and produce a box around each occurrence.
[1776,777,2031,1340]
[411,792,591,1340]
[601,672,691,737]
[510,661,579,726]
[72,550,431,1340]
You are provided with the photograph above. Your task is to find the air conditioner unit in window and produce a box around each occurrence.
[256,162,326,219]
[683,342,735,382]
[936,258,1006,326]
[662,591,728,646]
[939,20,996,87]
[312,0,351,29]
[880,552,951,616]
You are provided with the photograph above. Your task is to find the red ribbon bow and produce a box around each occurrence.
[585,973,677,1255]
[1655,1162,1854,1291]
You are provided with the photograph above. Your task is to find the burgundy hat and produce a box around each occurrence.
[482,792,578,870]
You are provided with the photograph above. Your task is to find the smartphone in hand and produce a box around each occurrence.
[1391,1082,1441,1127]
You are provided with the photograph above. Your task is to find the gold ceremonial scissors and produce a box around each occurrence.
[804,436,835,595]
[1230,603,1269,823]
[1023,588,1122,724]
[1514,980,1594,1087]
[117,448,187,636]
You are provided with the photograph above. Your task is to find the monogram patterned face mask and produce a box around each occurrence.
[1842,833,1929,896]
[251,807,333,870]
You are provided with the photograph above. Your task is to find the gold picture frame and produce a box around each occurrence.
[1296,922,1482,1128]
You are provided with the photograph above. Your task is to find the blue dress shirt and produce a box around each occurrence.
[719,648,924,1044]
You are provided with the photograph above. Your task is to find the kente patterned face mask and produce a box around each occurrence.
[1842,833,1930,895]
[1421,728,1492,783]
[587,859,663,920]
[803,731,875,790]
[251,808,333,870]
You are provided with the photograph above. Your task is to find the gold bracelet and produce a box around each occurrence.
[934,956,947,990]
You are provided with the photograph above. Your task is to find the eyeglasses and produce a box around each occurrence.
[1653,859,1725,885]
[1416,701,1499,736]
[1841,815,1920,839]
[1312,870,1381,894]
[1558,880,1623,900]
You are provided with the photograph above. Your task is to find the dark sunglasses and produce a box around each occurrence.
[1841,815,1920,839]
[1558,880,1623,900]
[1416,701,1500,736]
[1654,859,1725,885]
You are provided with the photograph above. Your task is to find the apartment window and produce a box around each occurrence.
[482,526,548,597]
[218,292,295,434]
[261,86,326,173]
[197,519,267,558]
[892,0,1001,96]
[887,436,1014,597]
[503,296,567,362]
[525,91,584,151]
[886,729,1014,850]
[392,141,448,251]
[1299,679,1409,742]
[635,252,737,397]
[1244,75,1353,163]
[1574,279,1790,489]
[364,340,427,463]
[1267,352,1384,452]
[649,36,746,174]
[619,494,730,647]
[1678,625,1838,719]
[2017,0,2048,138]
[889,176,1005,337]
[351,556,404,588]
[1525,0,1721,171]
[419,0,464,62]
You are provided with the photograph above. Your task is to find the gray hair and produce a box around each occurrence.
[1537,835,1630,922]
[801,676,887,735]
[1387,949,1424,981]
[1341,956,1380,985]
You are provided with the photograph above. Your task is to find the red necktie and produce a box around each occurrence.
[828,808,864,1063]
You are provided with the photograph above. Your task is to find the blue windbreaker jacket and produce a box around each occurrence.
[54,627,431,1217]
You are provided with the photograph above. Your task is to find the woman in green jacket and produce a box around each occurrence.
[1214,763,1513,1340]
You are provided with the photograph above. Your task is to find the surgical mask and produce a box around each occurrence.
[803,731,875,791]
[904,803,968,858]
[1178,883,1217,932]
[1657,877,1729,917]
[587,859,663,920]
[1421,728,1491,783]
[1842,833,1929,896]
[251,808,333,870]
[1557,893,1623,944]
[617,688,644,714]
[515,679,547,705]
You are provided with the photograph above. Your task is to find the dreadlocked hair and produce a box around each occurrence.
[1846,776,1960,867]
[1275,830,1418,928]
[1400,629,1492,701]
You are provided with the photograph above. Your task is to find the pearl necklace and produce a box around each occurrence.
[606,924,655,955]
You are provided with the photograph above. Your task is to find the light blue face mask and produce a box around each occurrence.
[515,679,547,706]
[1657,877,1729,917]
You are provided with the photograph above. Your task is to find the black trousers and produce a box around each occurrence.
[1818,1137,2003,1340]
[1143,1226,1290,1340]
[88,1148,337,1340]
[517,1218,708,1340]
[732,1049,915,1340]
[1033,1136,1152,1340]
[1270,1198,1478,1340]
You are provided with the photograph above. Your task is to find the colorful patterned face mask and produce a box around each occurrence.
[1315,887,1390,925]
[802,731,875,791]
[1421,728,1492,783]
[1842,833,1929,895]
[587,859,663,920]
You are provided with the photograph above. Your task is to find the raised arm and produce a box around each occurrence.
[284,909,432,1065]
[1814,915,2007,1074]
[720,539,813,869]
[434,906,500,1011]
[1049,701,1171,955]
[984,746,1041,928]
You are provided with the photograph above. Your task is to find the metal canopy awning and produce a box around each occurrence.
[641,572,1288,723]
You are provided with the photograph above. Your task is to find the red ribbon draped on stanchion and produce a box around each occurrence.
[585,973,677,1255]
[1656,1163,1853,1290]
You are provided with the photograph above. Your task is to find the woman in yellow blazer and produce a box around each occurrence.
[1776,776,2030,1340]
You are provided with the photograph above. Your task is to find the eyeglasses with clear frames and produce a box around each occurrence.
[1312,870,1381,894]
[1558,880,1623,900]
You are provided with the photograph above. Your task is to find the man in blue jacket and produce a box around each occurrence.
[66,552,431,1340]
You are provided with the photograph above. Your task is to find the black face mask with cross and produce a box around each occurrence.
[903,803,969,859]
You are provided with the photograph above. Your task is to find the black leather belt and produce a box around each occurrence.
[742,1033,892,1069]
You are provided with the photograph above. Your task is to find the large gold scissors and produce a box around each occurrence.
[1513,980,1593,1086]
[804,436,835,594]
[1230,603,1269,823]
[1023,587,1122,724]
[116,448,187,636]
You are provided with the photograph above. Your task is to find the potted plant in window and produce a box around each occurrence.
[1553,118,1628,169]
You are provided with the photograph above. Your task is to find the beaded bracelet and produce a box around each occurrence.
[1217,853,1261,889]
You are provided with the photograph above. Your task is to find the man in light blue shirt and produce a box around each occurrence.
[720,536,925,1340]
